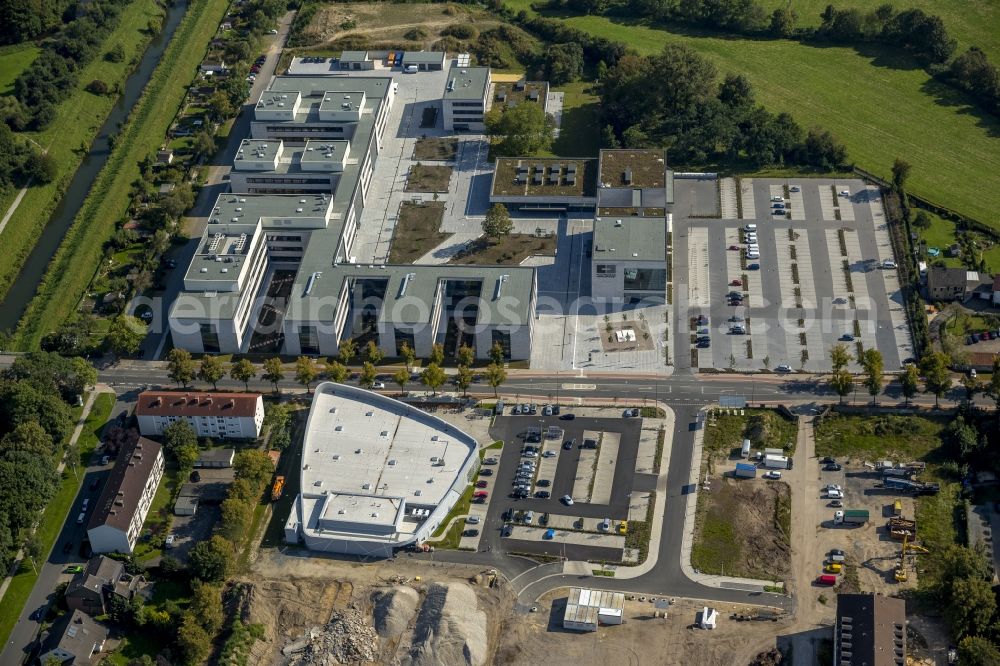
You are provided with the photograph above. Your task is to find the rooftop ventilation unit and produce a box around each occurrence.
[494,274,509,300]
[615,219,623,227]
[398,272,416,298]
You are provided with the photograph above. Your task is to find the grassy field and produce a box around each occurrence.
[704,408,798,457]
[759,0,1000,62]
[133,466,178,562]
[814,413,946,459]
[405,164,453,192]
[549,81,600,157]
[388,201,450,264]
[0,0,163,305]
[0,44,40,95]
[504,5,1000,225]
[11,0,231,349]
[0,391,114,648]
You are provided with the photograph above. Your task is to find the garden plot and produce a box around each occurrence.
[739,178,756,219]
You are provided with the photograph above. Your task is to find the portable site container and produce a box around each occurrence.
[764,454,789,469]
[734,462,757,479]
[764,447,784,458]
[893,499,902,516]
[817,574,837,586]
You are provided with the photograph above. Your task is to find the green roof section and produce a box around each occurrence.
[592,216,667,263]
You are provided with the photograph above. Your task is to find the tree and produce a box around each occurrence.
[294,356,317,393]
[364,340,384,366]
[900,364,919,405]
[230,358,257,391]
[189,581,225,633]
[860,348,883,404]
[220,497,253,542]
[399,342,416,372]
[393,368,409,394]
[911,210,932,229]
[455,365,473,396]
[482,203,513,243]
[946,576,996,639]
[421,363,447,395]
[162,420,197,459]
[24,533,43,573]
[830,369,854,404]
[234,449,275,490]
[961,375,980,402]
[489,342,506,365]
[429,343,445,366]
[325,359,348,384]
[457,345,475,368]
[262,357,284,393]
[958,636,1000,666]
[360,361,377,388]
[544,42,584,85]
[198,355,225,390]
[338,338,357,365]
[485,362,507,397]
[921,351,952,407]
[769,7,797,36]
[176,443,199,473]
[1,421,54,457]
[106,315,146,356]
[718,73,754,109]
[484,102,555,156]
[187,535,234,582]
[177,613,213,664]
[830,343,853,371]
[166,348,196,388]
[891,157,912,192]
[263,403,290,449]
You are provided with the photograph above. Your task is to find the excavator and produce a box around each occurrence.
[894,534,930,582]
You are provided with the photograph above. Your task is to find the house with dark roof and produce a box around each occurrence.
[86,437,164,554]
[926,266,982,301]
[37,610,108,665]
[65,556,143,616]
[835,593,906,666]
[136,391,264,439]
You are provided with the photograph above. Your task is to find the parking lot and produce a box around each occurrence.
[477,412,645,561]
[672,177,914,372]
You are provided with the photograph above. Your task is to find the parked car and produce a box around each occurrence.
[542,450,556,458]
[543,529,555,540]
[820,456,836,464]
[776,364,792,372]
[483,457,498,465]
[824,463,842,471]
[825,484,843,492]
[840,333,855,341]
[165,535,176,549]
[826,489,843,499]
[828,500,844,508]
[748,263,760,270]
[623,408,639,417]
[559,413,576,420]
[476,480,489,488]
[763,470,782,480]
[561,495,574,505]
[730,279,742,286]
[536,479,551,487]
[463,529,479,537]
[535,491,551,499]
[563,440,574,450]
[466,516,480,524]
[479,469,493,477]
[473,491,488,498]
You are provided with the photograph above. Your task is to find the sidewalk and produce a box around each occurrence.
[0,388,102,603]
[677,405,785,592]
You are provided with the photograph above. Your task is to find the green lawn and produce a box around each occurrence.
[917,212,962,267]
[0,0,164,304]
[506,6,1000,226]
[759,0,1000,62]
[0,44,40,95]
[550,81,600,158]
[12,0,231,349]
[133,466,179,562]
[704,408,797,457]
[0,391,114,648]
[105,579,192,665]
[814,413,946,460]
[431,484,475,541]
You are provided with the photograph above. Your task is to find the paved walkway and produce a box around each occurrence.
[0,388,101,603]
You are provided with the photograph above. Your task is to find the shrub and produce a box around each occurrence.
[404,27,429,41]
[86,79,110,95]
[441,24,478,40]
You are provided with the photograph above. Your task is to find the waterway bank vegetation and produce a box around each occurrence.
[9,0,286,352]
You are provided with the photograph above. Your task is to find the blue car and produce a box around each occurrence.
[748,263,760,270]
[543,529,555,540]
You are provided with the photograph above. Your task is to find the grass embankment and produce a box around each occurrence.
[431,484,475,541]
[504,4,1000,225]
[11,0,231,349]
[0,391,114,647]
[0,0,163,302]
[0,44,40,95]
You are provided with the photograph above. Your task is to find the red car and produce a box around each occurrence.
[476,480,488,488]
[730,279,742,286]
[729,245,740,251]
[473,491,488,498]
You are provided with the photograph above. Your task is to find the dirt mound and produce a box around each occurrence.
[373,586,420,641]
[285,606,379,666]
[403,582,488,666]
[748,648,786,666]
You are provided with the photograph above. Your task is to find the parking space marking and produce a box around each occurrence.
[795,230,817,308]
[835,183,855,221]
[687,227,710,307]
[720,177,738,219]
[825,230,852,310]
[590,432,619,505]
[571,430,601,502]
[818,185,837,220]
[788,189,806,220]
[740,178,756,219]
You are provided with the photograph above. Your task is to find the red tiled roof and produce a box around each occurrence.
[136,391,261,418]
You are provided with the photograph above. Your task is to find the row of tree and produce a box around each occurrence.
[0,353,96,572]
[0,124,55,194]
[162,341,511,396]
[598,44,849,168]
[0,0,73,45]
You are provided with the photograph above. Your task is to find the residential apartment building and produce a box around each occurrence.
[136,391,264,439]
[87,438,164,554]
[835,593,906,666]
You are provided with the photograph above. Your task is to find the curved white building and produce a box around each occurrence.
[285,382,479,557]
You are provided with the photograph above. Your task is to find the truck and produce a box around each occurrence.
[271,475,285,501]
[834,509,870,525]
[882,467,911,478]
[734,462,757,479]
[883,476,924,493]
[764,454,789,470]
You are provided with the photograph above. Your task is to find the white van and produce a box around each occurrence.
[747,250,760,260]
[404,65,419,73]
[744,223,757,232]
[524,511,534,524]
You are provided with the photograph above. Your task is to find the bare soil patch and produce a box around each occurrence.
[598,319,654,352]
[449,233,556,266]
[406,164,452,193]
[413,137,457,162]
[389,202,450,264]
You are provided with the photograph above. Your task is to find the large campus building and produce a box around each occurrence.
[284,382,479,556]
[169,63,537,360]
